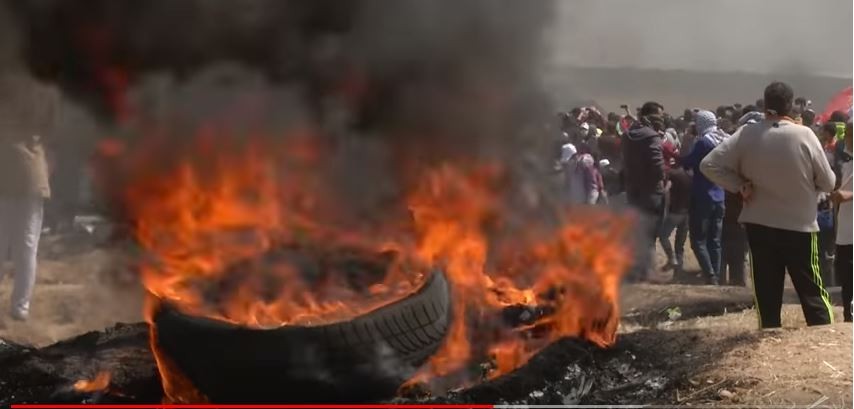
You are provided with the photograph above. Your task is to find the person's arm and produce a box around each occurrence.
[808,129,837,193]
[700,129,745,193]
[831,189,853,204]
[620,105,635,121]
[681,138,701,169]
[649,136,666,185]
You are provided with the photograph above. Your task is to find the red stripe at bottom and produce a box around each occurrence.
[11,405,494,409]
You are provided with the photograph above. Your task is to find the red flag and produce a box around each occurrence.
[817,86,852,123]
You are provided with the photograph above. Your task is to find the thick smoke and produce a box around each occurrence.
[5,0,561,228]
[7,0,554,138]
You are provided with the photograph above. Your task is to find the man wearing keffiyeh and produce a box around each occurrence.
[682,110,728,285]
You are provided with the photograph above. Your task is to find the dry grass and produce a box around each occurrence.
[662,305,852,407]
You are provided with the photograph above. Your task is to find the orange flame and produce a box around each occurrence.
[407,165,630,380]
[73,371,111,393]
[104,128,633,401]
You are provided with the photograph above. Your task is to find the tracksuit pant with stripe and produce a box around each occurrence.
[745,223,834,328]
[836,244,852,322]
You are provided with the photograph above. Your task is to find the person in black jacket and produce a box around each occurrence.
[621,101,668,282]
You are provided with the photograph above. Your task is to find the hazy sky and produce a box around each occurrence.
[551,0,853,78]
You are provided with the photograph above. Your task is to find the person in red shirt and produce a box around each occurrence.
[662,128,680,170]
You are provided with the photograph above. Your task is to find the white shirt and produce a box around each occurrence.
[701,121,836,232]
[560,143,577,164]
[837,156,853,245]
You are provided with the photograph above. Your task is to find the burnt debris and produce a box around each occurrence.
[0,322,675,405]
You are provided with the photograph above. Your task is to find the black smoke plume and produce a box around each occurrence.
[6,0,561,220]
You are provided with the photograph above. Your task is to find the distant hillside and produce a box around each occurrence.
[545,66,852,114]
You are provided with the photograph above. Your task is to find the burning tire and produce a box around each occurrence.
[153,270,450,403]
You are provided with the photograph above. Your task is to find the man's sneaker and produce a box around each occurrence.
[10,309,29,322]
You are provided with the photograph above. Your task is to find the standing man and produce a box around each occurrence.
[683,111,727,285]
[701,82,836,328]
[622,101,667,282]
[830,121,852,322]
[0,131,50,321]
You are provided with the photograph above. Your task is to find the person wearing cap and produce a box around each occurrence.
[701,81,836,328]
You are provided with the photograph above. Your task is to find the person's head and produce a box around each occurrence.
[726,108,738,123]
[820,122,838,143]
[639,101,665,131]
[640,101,664,117]
[695,110,718,135]
[718,118,735,134]
[802,109,816,127]
[663,113,676,129]
[763,81,794,118]
[607,112,620,124]
[829,110,850,124]
[579,122,591,138]
[756,98,765,111]
[790,107,803,125]
[742,104,758,114]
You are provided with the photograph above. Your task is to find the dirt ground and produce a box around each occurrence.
[0,233,141,346]
[0,231,850,406]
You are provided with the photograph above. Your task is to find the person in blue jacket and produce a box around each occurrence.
[683,110,728,285]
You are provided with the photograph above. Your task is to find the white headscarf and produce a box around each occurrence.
[560,143,577,164]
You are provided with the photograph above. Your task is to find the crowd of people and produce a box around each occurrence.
[555,81,853,327]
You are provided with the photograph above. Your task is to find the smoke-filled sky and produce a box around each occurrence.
[551,0,853,78]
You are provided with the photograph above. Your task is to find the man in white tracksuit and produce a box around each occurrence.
[0,132,50,321]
